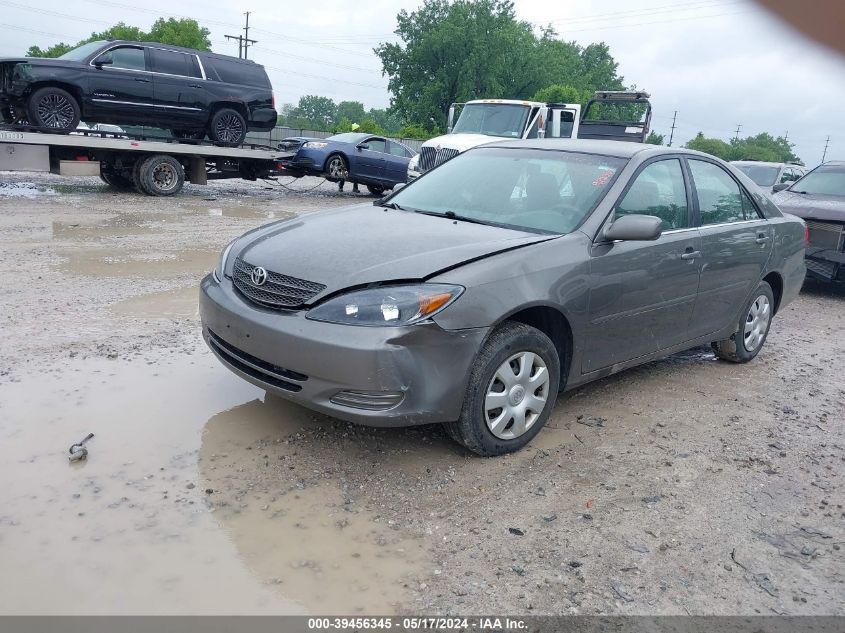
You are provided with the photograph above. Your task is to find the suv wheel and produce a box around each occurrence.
[445,322,560,456]
[712,281,774,363]
[208,108,246,146]
[136,155,185,196]
[27,87,80,132]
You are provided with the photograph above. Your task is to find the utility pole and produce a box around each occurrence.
[733,124,742,142]
[821,135,830,163]
[668,110,678,147]
[783,130,789,142]
[224,11,258,59]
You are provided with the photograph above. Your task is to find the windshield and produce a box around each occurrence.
[389,147,625,234]
[735,164,779,187]
[58,41,107,61]
[790,165,845,196]
[452,104,531,138]
[327,132,369,144]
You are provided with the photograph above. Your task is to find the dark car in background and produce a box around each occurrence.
[201,140,805,456]
[281,132,416,195]
[731,160,806,193]
[0,40,276,145]
[773,161,845,282]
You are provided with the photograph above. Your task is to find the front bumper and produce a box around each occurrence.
[199,274,488,427]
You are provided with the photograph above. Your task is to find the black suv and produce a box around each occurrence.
[0,40,276,145]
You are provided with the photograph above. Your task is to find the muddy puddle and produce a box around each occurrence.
[58,249,218,279]
[0,350,428,614]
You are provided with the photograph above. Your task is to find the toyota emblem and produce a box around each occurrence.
[250,266,268,286]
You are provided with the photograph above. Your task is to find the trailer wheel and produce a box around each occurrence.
[100,168,134,190]
[208,108,247,146]
[27,87,80,132]
[137,155,185,196]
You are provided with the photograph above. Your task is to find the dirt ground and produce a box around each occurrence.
[0,172,842,616]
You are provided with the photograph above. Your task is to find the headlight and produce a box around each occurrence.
[213,240,236,282]
[303,141,328,149]
[306,284,463,326]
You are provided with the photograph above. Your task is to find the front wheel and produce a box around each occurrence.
[445,322,560,456]
[712,281,774,363]
[326,154,349,180]
[27,87,80,132]
[207,108,247,146]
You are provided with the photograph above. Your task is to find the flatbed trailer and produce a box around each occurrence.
[0,125,292,196]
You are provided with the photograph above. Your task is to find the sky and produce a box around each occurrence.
[1,0,843,165]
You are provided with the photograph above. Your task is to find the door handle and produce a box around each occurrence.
[681,250,701,260]
[134,77,150,83]
[755,234,770,244]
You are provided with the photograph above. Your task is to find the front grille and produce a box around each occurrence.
[805,220,844,251]
[207,329,307,392]
[232,257,326,310]
[418,146,460,173]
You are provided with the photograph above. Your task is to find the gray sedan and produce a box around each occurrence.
[200,140,806,456]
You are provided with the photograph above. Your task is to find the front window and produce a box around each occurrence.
[616,159,689,230]
[389,148,626,234]
[790,165,845,196]
[452,104,531,138]
[734,164,779,187]
[58,41,107,62]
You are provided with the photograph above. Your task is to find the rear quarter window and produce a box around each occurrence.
[206,57,270,88]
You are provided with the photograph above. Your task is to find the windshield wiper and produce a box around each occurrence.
[791,190,809,194]
[374,200,404,210]
[413,209,494,227]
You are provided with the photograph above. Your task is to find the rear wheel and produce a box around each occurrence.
[26,87,80,132]
[445,322,560,456]
[136,155,185,196]
[712,281,774,363]
[208,108,246,146]
[366,184,386,196]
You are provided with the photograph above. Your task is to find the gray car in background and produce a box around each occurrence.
[200,140,806,456]
[731,160,806,192]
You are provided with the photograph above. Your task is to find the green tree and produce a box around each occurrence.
[367,108,404,134]
[532,84,591,106]
[685,133,734,160]
[288,95,337,130]
[399,123,435,139]
[646,131,664,145]
[26,18,210,58]
[685,131,800,163]
[335,101,366,125]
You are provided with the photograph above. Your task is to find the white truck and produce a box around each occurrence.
[408,91,651,180]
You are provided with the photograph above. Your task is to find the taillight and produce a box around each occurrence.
[272,92,276,110]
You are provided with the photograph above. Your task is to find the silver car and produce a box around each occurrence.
[200,140,806,456]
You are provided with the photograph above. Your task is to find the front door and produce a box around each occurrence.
[685,158,774,339]
[584,158,701,372]
[87,45,154,121]
[354,138,387,182]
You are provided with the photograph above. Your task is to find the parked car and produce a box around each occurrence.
[200,140,806,456]
[280,132,416,195]
[772,161,845,282]
[731,160,806,192]
[0,40,276,145]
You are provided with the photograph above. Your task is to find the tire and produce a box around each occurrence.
[366,184,386,197]
[445,321,560,456]
[711,281,774,363]
[207,108,247,146]
[136,155,185,197]
[100,168,133,190]
[26,87,80,132]
[171,129,205,141]
[325,154,349,180]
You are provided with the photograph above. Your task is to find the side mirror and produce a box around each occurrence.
[392,182,406,193]
[94,52,113,67]
[772,182,790,192]
[604,214,663,242]
[357,143,369,151]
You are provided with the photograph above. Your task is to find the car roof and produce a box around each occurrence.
[730,160,800,168]
[822,160,845,167]
[477,139,708,160]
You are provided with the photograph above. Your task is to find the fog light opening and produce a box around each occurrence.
[330,390,405,411]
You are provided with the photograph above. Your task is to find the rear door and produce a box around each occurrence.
[686,158,773,339]
[353,137,387,181]
[149,48,207,126]
[87,45,154,118]
[584,157,701,372]
[385,141,413,184]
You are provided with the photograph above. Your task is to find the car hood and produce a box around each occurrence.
[234,204,555,301]
[421,133,500,152]
[772,190,845,222]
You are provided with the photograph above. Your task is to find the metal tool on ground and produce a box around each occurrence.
[68,433,94,462]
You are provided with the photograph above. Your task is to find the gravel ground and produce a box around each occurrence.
[0,171,842,616]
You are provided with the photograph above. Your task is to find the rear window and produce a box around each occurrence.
[206,57,270,87]
[151,49,200,78]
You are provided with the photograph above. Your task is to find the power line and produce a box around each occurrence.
[822,136,830,163]
[541,0,742,26]
[224,11,257,59]
[668,110,678,147]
